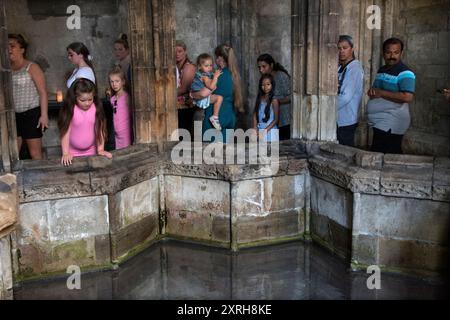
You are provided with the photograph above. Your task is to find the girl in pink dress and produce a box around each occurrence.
[108,66,132,150]
[58,78,112,166]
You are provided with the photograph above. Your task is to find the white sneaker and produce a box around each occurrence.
[209,116,222,131]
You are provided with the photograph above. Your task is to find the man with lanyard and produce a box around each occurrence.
[367,37,416,154]
[337,35,364,147]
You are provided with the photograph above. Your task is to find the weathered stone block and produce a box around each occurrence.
[16,235,110,278]
[319,142,358,162]
[380,167,433,199]
[163,162,222,180]
[310,212,330,244]
[15,196,110,277]
[354,150,383,170]
[0,174,17,234]
[232,176,305,215]
[109,178,159,230]
[222,161,287,182]
[235,210,304,245]
[378,237,449,275]
[405,7,449,34]
[383,154,434,168]
[403,129,450,158]
[310,178,353,259]
[407,32,438,50]
[438,31,450,49]
[433,157,450,202]
[90,152,159,194]
[311,213,352,260]
[110,215,159,262]
[165,176,230,245]
[311,177,353,228]
[232,175,306,245]
[351,234,378,267]
[355,194,450,245]
[0,236,13,300]
[287,157,309,175]
[309,155,381,194]
[17,162,92,203]
[52,197,109,242]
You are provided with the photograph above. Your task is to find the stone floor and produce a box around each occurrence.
[13,240,449,300]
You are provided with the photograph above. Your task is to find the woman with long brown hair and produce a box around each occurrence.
[257,53,291,140]
[192,44,244,142]
[58,78,111,166]
[66,42,96,88]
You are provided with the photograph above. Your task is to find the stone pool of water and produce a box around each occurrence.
[14,240,448,300]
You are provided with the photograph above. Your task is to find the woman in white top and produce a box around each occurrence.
[66,42,96,88]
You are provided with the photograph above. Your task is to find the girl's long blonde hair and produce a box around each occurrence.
[108,66,129,96]
[215,44,244,113]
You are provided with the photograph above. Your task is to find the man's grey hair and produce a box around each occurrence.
[338,35,354,48]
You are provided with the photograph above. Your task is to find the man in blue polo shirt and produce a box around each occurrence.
[367,37,416,154]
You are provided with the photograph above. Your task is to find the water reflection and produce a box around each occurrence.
[14,240,448,300]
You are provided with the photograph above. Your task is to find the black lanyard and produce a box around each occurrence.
[338,59,354,95]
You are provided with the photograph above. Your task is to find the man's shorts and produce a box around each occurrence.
[16,107,43,139]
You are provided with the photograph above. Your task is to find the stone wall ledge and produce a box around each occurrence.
[8,141,450,281]
[384,154,434,168]
[16,145,161,203]
[433,157,450,202]
[311,145,450,203]
[309,155,381,194]
[17,143,309,203]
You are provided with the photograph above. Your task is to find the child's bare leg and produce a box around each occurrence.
[210,94,223,117]
[209,95,223,131]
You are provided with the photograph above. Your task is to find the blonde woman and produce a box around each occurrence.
[192,44,244,142]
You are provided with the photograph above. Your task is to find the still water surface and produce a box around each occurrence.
[14,240,448,300]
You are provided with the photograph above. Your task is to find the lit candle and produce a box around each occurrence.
[56,90,63,103]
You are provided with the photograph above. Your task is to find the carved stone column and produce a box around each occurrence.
[128,0,177,151]
[216,0,254,129]
[0,0,18,172]
[216,0,232,46]
[292,0,339,141]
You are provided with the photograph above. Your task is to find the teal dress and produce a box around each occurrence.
[203,67,236,142]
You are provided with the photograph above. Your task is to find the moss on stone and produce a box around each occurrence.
[236,234,305,251]
[53,240,89,261]
[14,263,114,283]
[311,234,348,260]
[113,236,163,265]
[165,234,231,250]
